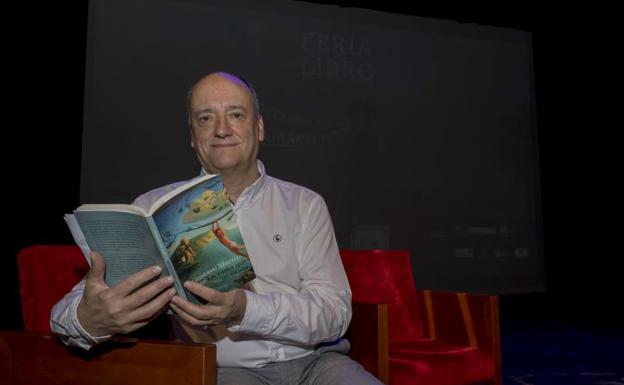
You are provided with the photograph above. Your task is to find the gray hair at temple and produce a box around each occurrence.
[186,73,261,126]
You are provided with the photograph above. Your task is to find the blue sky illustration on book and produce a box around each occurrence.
[151,176,253,291]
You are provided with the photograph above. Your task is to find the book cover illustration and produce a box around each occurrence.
[152,176,255,292]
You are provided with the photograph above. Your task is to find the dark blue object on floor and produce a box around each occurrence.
[500,300,623,385]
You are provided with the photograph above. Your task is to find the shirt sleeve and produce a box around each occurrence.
[232,195,352,346]
[50,279,112,350]
[49,180,183,350]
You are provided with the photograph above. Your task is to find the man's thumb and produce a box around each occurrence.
[88,251,106,283]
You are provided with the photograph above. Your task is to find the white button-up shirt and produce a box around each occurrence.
[50,161,352,368]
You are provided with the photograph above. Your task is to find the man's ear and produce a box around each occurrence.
[258,115,265,142]
[190,129,196,148]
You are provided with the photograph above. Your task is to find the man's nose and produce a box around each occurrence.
[215,116,232,137]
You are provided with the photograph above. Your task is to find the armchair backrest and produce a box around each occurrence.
[340,249,424,343]
[18,245,88,332]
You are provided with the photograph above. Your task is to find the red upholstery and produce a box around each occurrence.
[18,245,89,333]
[341,249,424,343]
[340,249,500,385]
[17,245,499,385]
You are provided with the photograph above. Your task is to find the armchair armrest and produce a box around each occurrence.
[345,302,389,385]
[419,290,502,385]
[0,331,216,385]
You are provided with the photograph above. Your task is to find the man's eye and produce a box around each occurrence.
[231,112,243,119]
[199,116,212,123]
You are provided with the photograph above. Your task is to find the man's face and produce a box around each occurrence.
[189,74,264,175]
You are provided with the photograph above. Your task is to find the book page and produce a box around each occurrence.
[77,204,148,216]
[64,214,93,267]
[151,175,255,295]
[73,210,168,287]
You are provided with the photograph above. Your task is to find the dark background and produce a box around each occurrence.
[4,1,618,334]
[80,0,544,295]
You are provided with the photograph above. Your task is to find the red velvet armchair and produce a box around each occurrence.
[17,245,500,385]
[18,245,89,333]
[341,249,502,385]
[16,245,389,383]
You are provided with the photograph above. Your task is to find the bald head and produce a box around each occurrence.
[187,72,260,126]
[187,71,265,188]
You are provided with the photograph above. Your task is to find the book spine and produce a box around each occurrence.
[146,217,188,301]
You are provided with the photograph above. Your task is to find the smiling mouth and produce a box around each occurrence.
[211,143,238,148]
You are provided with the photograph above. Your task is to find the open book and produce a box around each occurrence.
[65,174,255,304]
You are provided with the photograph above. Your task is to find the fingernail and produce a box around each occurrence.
[184,281,193,288]
[168,288,176,296]
[152,266,162,274]
[165,276,174,284]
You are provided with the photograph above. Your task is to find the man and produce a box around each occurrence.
[51,72,382,384]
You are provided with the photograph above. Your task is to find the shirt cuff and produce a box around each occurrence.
[226,290,274,335]
[70,298,112,345]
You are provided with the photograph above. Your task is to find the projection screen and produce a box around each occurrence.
[81,0,543,294]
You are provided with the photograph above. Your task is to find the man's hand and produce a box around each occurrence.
[77,251,176,336]
[169,281,247,327]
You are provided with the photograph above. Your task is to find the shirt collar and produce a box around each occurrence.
[199,160,267,209]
